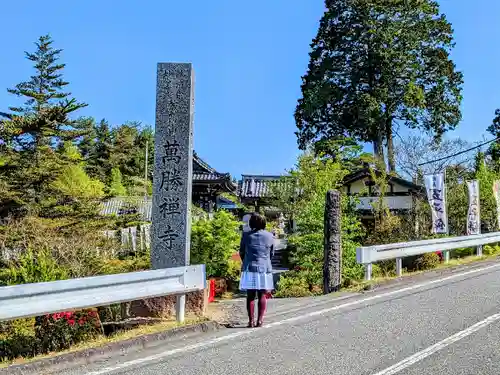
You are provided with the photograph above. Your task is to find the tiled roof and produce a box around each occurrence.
[193,152,216,174]
[193,172,231,182]
[239,175,288,198]
[193,153,236,190]
[342,168,423,191]
[100,197,152,221]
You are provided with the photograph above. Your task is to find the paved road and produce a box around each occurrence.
[33,262,500,374]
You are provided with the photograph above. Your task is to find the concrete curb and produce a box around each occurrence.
[1,320,225,375]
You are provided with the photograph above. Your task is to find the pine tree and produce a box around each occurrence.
[83,119,114,181]
[7,35,69,114]
[295,0,463,172]
[0,35,88,215]
[0,34,87,150]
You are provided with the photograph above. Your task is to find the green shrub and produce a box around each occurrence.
[0,248,69,286]
[288,233,323,271]
[275,273,312,298]
[190,210,240,279]
[100,251,151,275]
[415,252,440,270]
[371,263,382,278]
[0,217,122,281]
[225,259,241,282]
[452,247,475,258]
[374,260,397,278]
[0,318,38,361]
[483,245,500,255]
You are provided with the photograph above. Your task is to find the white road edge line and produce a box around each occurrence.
[85,262,500,375]
[372,311,500,375]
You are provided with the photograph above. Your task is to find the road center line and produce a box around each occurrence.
[372,311,500,375]
[86,262,500,375]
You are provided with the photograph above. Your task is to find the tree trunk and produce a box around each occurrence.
[386,117,396,173]
[323,190,342,294]
[373,135,386,170]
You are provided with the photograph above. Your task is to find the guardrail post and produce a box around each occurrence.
[444,250,450,263]
[176,294,186,323]
[396,258,402,277]
[477,245,483,257]
[365,263,372,281]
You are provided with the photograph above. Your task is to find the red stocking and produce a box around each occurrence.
[246,290,257,327]
[257,290,267,326]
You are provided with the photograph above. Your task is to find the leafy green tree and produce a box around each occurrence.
[108,168,127,196]
[473,152,498,232]
[313,137,372,172]
[295,0,463,171]
[51,165,105,199]
[272,151,365,287]
[123,125,154,192]
[44,143,105,217]
[487,109,500,171]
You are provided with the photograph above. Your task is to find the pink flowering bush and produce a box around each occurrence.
[36,309,102,352]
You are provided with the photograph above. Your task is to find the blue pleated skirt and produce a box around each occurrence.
[239,271,274,291]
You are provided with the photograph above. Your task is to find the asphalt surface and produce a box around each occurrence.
[30,262,500,374]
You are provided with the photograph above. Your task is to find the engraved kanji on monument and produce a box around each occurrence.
[151,63,194,269]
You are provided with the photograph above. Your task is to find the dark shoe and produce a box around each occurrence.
[247,321,255,328]
[256,320,263,327]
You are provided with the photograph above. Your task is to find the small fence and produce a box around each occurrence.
[102,224,151,253]
[356,232,500,280]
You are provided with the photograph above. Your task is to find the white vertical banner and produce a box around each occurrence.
[466,180,481,235]
[424,173,448,234]
[493,180,500,230]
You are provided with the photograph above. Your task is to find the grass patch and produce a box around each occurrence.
[0,316,208,369]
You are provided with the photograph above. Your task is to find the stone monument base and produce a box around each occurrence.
[128,287,209,319]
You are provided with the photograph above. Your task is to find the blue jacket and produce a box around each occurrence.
[239,229,275,273]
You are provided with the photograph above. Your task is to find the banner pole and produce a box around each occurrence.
[443,168,450,263]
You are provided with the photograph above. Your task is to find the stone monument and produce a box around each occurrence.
[151,62,194,270]
[151,63,194,321]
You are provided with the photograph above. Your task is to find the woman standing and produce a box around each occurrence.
[239,213,274,327]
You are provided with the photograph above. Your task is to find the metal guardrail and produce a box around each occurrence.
[356,232,500,281]
[0,264,206,323]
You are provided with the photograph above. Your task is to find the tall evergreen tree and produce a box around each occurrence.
[0,34,87,150]
[295,0,463,171]
[0,35,88,215]
[7,35,70,114]
[487,109,500,171]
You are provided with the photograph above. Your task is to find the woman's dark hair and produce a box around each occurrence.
[249,213,266,231]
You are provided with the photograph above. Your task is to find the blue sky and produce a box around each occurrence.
[0,1,498,179]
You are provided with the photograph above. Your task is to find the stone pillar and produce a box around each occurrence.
[323,190,342,294]
[151,62,194,269]
[151,63,195,323]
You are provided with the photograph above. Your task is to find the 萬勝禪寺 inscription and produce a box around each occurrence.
[151,63,194,269]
